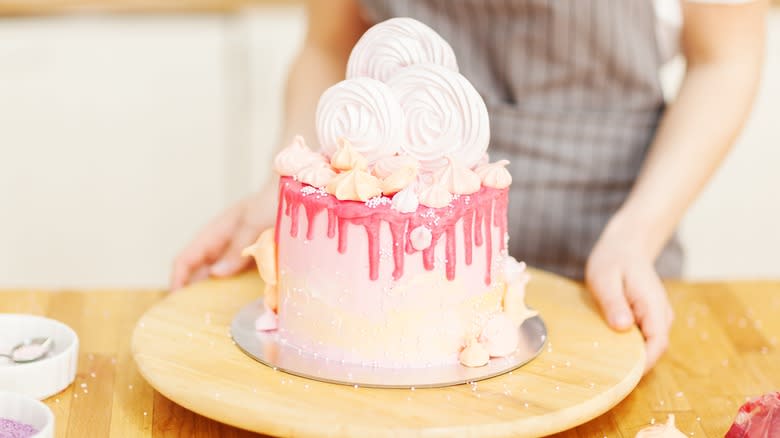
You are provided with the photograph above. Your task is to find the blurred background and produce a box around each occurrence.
[0,1,778,288]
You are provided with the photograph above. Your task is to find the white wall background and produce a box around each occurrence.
[0,6,778,288]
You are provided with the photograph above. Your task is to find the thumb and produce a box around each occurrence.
[210,223,258,277]
[586,267,635,331]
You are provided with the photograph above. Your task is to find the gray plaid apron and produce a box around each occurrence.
[359,0,684,279]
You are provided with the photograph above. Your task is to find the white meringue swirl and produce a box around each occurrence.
[346,17,459,83]
[316,77,404,164]
[388,64,490,170]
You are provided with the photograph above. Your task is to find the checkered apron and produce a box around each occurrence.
[359,0,684,279]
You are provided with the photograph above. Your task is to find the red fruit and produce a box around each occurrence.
[725,392,780,438]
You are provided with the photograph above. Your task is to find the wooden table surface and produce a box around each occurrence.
[1,280,778,437]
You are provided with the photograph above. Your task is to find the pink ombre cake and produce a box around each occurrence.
[242,18,537,369]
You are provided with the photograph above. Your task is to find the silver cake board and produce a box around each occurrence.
[231,299,547,389]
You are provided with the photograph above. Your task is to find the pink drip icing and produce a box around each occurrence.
[276,177,507,284]
[463,209,474,265]
[498,207,507,251]
[405,233,415,255]
[364,218,381,281]
[327,209,336,238]
[445,226,456,280]
[388,222,406,280]
[337,218,348,253]
[474,208,484,247]
[289,200,301,238]
[305,202,321,241]
[484,199,494,285]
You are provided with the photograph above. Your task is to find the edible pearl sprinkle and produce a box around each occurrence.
[0,418,38,438]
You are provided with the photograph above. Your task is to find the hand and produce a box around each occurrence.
[170,182,277,290]
[585,216,674,373]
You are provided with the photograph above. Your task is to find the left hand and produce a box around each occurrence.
[585,217,674,373]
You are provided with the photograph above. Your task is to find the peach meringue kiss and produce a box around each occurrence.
[635,415,687,438]
[459,336,490,368]
[330,138,368,171]
[242,228,279,312]
[380,163,418,195]
[326,168,383,202]
[479,312,519,357]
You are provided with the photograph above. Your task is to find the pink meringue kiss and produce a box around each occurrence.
[391,185,419,213]
[274,136,325,176]
[479,312,519,358]
[409,226,433,251]
[346,17,459,83]
[417,182,453,208]
[296,162,336,188]
[433,156,482,195]
[475,160,512,189]
[255,305,278,331]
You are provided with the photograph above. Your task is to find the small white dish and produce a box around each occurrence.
[0,391,54,438]
[0,314,79,400]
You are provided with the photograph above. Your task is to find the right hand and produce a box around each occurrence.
[170,182,277,290]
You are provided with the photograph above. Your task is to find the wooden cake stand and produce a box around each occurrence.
[132,269,645,437]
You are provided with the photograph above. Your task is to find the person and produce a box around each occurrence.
[170,0,767,372]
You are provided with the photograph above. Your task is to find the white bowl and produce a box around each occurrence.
[0,391,54,438]
[0,314,79,400]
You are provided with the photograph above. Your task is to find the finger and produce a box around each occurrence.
[190,265,211,284]
[170,203,245,290]
[586,264,635,331]
[626,267,671,373]
[210,221,259,277]
[171,254,197,290]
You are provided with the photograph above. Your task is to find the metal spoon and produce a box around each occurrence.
[0,337,54,364]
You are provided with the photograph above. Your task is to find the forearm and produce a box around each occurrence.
[276,0,367,154]
[277,44,350,148]
[615,56,763,258]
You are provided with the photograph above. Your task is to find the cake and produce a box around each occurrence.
[242,18,537,369]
